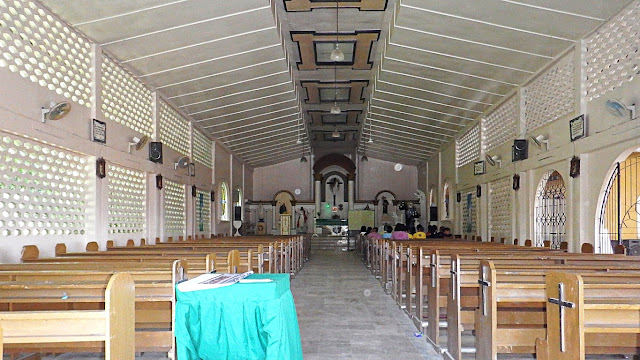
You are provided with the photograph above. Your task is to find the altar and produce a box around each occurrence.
[315,218,348,236]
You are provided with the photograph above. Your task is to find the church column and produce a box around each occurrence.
[347,173,356,211]
[314,173,323,218]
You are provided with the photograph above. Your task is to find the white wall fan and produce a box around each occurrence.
[41,101,71,122]
[128,135,149,154]
[174,156,190,170]
[606,99,636,120]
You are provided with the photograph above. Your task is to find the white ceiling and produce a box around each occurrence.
[39,0,635,167]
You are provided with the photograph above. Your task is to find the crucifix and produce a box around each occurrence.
[478,266,491,316]
[450,260,458,301]
[327,177,342,206]
[430,254,437,288]
[548,282,575,352]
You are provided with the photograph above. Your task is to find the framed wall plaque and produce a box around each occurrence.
[570,156,581,178]
[96,157,106,179]
[569,115,585,142]
[91,119,106,144]
[474,161,486,175]
[513,174,520,191]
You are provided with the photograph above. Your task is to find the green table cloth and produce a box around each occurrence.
[175,273,303,360]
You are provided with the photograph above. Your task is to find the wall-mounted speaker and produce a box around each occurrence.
[512,139,528,162]
[149,142,163,164]
[429,206,438,221]
[456,192,461,203]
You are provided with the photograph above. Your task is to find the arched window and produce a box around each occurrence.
[534,170,566,248]
[443,182,451,220]
[220,182,229,221]
[429,188,435,207]
[234,188,243,221]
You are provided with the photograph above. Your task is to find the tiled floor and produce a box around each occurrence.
[27,250,442,360]
[292,250,442,360]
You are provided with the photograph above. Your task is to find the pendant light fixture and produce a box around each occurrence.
[331,127,341,138]
[330,64,341,114]
[329,1,344,62]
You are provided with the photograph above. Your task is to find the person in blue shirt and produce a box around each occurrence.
[382,224,393,239]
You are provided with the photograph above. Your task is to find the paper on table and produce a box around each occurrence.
[238,278,273,283]
[177,271,254,292]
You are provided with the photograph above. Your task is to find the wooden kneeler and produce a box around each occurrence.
[0,272,135,359]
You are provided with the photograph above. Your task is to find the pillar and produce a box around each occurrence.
[347,173,356,211]
[314,173,323,218]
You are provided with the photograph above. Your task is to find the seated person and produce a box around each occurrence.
[413,224,427,239]
[442,227,453,238]
[427,225,441,238]
[368,227,382,239]
[382,225,393,239]
[391,223,410,240]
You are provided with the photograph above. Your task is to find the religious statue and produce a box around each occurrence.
[327,177,342,206]
[279,203,287,214]
[404,202,420,234]
[382,197,389,214]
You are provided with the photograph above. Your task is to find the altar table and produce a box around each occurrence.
[174,273,303,360]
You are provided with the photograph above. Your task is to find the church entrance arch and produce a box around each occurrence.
[597,149,640,254]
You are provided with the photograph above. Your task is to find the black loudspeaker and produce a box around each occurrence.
[476,185,482,198]
[512,139,528,162]
[429,206,438,221]
[456,192,461,202]
[149,142,163,164]
[234,206,242,221]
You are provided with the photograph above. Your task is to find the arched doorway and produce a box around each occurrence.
[598,152,640,253]
[534,170,566,248]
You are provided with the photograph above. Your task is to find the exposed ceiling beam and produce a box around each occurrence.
[197,99,297,122]
[101,5,271,46]
[157,58,286,90]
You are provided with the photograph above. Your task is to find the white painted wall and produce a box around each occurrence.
[0,52,251,262]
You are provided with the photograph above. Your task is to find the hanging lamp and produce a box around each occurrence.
[329,2,344,62]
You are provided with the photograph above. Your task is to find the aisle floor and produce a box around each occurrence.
[291,250,442,360]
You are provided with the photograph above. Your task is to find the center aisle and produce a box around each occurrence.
[291,250,442,360]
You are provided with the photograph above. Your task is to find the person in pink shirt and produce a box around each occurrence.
[391,223,410,240]
[368,227,382,239]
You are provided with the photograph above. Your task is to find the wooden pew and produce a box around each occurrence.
[473,261,640,360]
[0,260,187,358]
[0,272,135,359]
[537,271,640,359]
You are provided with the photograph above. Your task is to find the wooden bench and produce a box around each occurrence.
[0,272,135,359]
[537,271,640,359]
[472,260,640,360]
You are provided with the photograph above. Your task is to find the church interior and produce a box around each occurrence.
[1,0,640,359]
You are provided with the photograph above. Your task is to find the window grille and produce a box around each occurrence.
[489,177,511,240]
[0,0,92,106]
[195,188,211,235]
[101,54,153,137]
[461,190,477,234]
[220,182,229,221]
[107,164,146,239]
[534,170,566,248]
[585,2,640,101]
[164,179,185,237]
[192,128,212,167]
[0,132,90,238]
[524,53,576,132]
[442,183,451,220]
[159,99,190,156]
[456,124,480,168]
[482,96,518,152]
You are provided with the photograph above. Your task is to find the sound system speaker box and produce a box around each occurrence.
[149,142,163,164]
[234,206,242,221]
[429,206,438,221]
[512,139,528,162]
